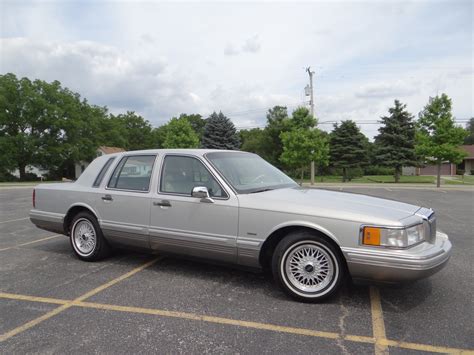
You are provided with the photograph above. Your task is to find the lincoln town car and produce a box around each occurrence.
[30,149,452,302]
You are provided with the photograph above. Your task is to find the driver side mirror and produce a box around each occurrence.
[191,186,214,203]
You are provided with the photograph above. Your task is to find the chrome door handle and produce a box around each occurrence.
[101,194,113,201]
[153,200,171,207]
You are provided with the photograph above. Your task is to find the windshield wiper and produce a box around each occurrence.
[249,188,274,194]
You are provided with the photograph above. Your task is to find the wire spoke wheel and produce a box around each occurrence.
[284,243,335,294]
[73,218,97,256]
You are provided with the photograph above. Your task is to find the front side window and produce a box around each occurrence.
[160,155,227,198]
[108,155,156,191]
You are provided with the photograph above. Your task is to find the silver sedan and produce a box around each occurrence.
[30,149,451,302]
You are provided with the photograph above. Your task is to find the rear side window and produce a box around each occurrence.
[92,157,116,187]
[108,155,156,191]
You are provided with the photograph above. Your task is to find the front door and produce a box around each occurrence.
[149,154,238,263]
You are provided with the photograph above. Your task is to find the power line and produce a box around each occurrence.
[235,118,471,130]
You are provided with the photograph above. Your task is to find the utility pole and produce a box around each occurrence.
[306,67,315,185]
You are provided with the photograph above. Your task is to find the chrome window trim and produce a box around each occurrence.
[105,154,157,194]
[158,153,230,201]
[358,222,426,250]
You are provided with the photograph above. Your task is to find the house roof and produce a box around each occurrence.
[461,145,474,159]
[98,146,126,154]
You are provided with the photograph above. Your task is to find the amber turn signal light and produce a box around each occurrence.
[363,227,381,246]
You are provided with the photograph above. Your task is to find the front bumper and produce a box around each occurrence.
[342,231,452,283]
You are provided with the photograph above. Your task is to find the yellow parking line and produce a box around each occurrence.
[0,292,68,305]
[381,338,474,354]
[370,286,389,354]
[0,235,62,252]
[0,257,159,342]
[0,291,473,353]
[76,300,374,343]
[0,217,29,224]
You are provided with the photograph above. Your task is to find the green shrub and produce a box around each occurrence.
[364,165,394,175]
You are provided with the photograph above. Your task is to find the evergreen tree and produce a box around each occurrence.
[201,111,240,149]
[375,100,418,182]
[416,94,467,187]
[329,120,368,182]
[264,106,290,167]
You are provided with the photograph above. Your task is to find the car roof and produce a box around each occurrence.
[110,149,249,157]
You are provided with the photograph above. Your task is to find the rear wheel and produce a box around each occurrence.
[272,231,344,302]
[70,212,110,261]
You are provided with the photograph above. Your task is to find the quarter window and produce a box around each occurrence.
[160,156,227,198]
[93,157,115,187]
[108,155,156,191]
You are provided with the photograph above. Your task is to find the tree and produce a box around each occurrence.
[330,120,369,182]
[201,111,240,149]
[280,107,329,183]
[416,94,467,187]
[289,106,316,129]
[0,74,40,180]
[161,117,200,148]
[239,128,270,157]
[112,112,153,151]
[97,111,128,149]
[178,113,206,141]
[0,74,105,179]
[374,100,418,182]
[280,128,329,184]
[464,118,474,145]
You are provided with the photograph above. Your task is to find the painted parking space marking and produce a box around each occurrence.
[0,291,472,354]
[370,287,389,354]
[0,217,29,224]
[0,257,160,342]
[0,234,61,252]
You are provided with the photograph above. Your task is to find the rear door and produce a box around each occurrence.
[149,154,239,262]
[94,154,157,248]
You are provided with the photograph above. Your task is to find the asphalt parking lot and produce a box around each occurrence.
[0,186,473,354]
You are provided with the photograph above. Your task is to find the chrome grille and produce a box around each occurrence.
[416,207,436,243]
[428,214,436,242]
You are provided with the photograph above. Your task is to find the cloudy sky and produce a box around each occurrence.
[1,0,472,138]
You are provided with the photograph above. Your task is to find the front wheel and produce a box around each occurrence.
[70,212,110,261]
[272,232,344,302]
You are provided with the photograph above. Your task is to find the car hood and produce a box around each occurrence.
[237,187,421,226]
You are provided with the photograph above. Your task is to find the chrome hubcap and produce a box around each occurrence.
[73,219,96,255]
[285,243,334,293]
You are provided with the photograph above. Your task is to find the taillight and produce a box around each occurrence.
[33,189,36,208]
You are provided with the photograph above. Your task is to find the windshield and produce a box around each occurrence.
[205,152,297,194]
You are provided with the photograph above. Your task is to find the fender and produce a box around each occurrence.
[265,220,341,245]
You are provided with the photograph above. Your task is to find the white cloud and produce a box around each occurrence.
[355,80,420,99]
[224,43,240,56]
[0,1,471,138]
[242,35,261,53]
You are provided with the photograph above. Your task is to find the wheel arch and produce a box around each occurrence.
[258,222,345,271]
[63,203,99,235]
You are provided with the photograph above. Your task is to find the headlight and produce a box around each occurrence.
[362,224,425,248]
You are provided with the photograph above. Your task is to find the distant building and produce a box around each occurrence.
[402,164,456,176]
[403,145,474,176]
[74,146,126,179]
[457,145,474,175]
